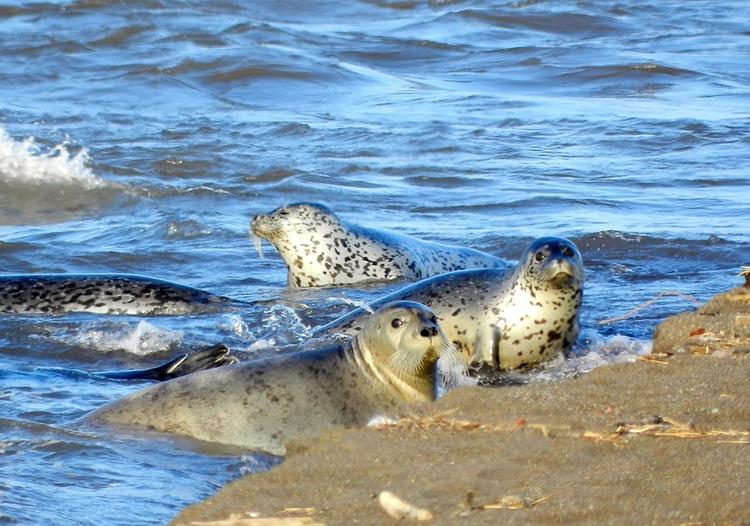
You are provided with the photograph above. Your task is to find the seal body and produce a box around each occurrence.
[0,274,233,315]
[315,237,584,370]
[250,203,508,287]
[86,301,453,454]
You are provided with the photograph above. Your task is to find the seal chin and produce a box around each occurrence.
[549,271,574,287]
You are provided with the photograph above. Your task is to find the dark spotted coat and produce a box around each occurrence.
[314,237,584,370]
[251,203,508,287]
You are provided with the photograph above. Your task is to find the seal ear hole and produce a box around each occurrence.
[391,318,404,329]
[534,251,546,262]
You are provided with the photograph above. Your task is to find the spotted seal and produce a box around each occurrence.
[250,203,508,287]
[313,237,584,371]
[86,301,459,454]
[0,274,237,315]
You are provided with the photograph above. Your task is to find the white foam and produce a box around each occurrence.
[73,320,183,356]
[325,295,374,313]
[531,335,650,383]
[0,127,107,189]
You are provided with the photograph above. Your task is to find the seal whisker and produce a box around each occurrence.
[251,234,264,259]
[437,338,468,390]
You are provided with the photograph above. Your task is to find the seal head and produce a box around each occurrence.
[521,237,583,291]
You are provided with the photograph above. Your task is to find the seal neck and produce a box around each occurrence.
[344,336,435,404]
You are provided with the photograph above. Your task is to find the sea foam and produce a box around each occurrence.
[0,127,106,189]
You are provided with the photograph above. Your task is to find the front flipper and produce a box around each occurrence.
[98,344,238,381]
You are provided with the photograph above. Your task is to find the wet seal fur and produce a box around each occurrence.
[314,237,584,371]
[250,203,508,287]
[0,274,235,315]
[86,301,460,454]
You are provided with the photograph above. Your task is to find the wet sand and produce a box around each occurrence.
[173,286,750,526]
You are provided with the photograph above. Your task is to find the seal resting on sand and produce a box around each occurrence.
[86,301,461,454]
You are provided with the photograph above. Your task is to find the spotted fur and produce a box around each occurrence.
[0,274,232,315]
[87,302,449,454]
[314,237,584,371]
[250,203,508,287]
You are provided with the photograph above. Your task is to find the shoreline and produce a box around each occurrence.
[172,283,750,526]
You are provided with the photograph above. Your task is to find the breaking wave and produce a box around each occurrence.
[0,127,125,224]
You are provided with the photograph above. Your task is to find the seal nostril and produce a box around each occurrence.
[430,327,438,337]
[420,328,431,338]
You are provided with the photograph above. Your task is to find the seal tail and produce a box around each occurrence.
[98,344,237,381]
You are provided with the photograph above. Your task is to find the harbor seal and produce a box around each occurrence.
[250,203,508,287]
[313,237,584,371]
[0,274,237,315]
[86,301,459,454]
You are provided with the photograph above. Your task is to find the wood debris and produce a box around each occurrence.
[607,417,750,443]
[465,491,553,512]
[185,513,324,526]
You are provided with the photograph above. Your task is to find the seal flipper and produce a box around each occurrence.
[98,344,237,381]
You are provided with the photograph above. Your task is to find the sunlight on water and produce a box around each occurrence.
[0,0,748,523]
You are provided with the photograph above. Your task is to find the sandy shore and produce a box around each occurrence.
[172,285,750,526]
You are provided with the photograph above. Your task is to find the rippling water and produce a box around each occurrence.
[1,1,748,524]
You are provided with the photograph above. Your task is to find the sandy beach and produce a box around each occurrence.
[172,283,750,526]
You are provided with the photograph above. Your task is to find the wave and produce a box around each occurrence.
[71,320,183,355]
[0,127,125,224]
[0,128,106,189]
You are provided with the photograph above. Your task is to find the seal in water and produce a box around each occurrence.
[0,274,236,315]
[312,237,584,371]
[250,202,508,287]
[86,301,460,454]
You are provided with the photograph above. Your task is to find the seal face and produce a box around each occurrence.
[250,203,508,287]
[314,237,584,371]
[86,301,457,454]
[0,274,233,315]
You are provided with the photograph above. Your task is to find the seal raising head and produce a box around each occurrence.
[250,203,508,287]
[86,301,459,454]
[314,237,584,371]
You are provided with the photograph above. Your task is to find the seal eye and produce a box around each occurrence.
[390,318,403,329]
[562,246,574,257]
[534,251,546,262]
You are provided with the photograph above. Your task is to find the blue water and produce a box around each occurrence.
[1,0,748,524]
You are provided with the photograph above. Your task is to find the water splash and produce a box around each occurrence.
[241,304,313,353]
[0,127,106,189]
[72,320,183,355]
[325,295,374,313]
[238,452,283,476]
[532,335,650,383]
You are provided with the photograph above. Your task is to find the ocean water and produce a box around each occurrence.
[1,0,749,523]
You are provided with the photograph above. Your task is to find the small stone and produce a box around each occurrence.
[378,491,433,522]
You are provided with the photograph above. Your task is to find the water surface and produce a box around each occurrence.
[1,0,748,524]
